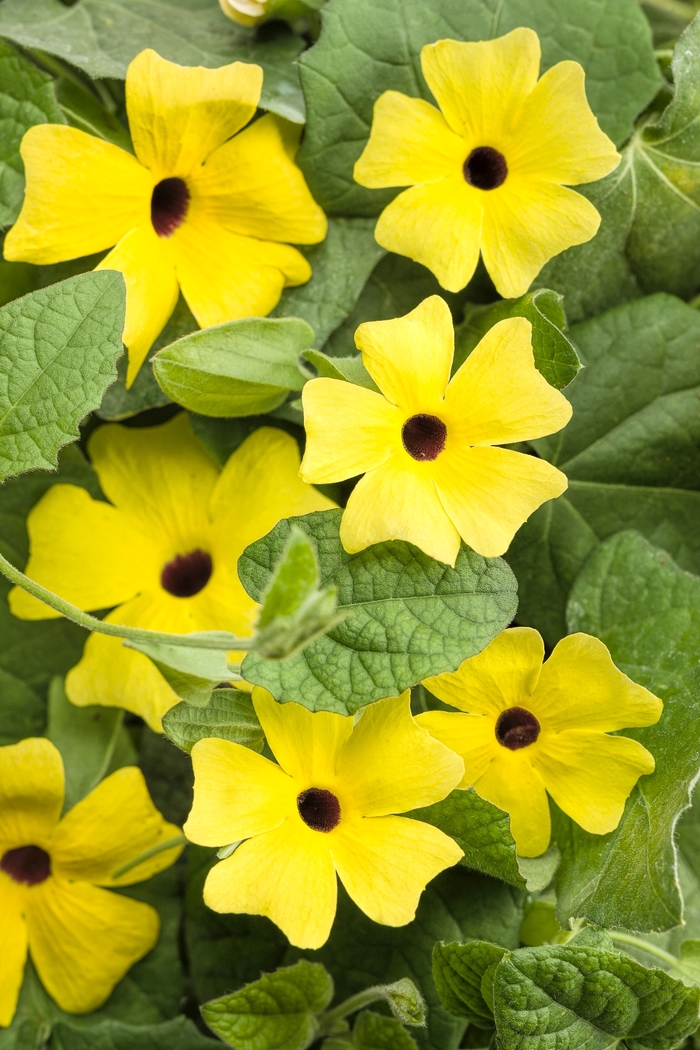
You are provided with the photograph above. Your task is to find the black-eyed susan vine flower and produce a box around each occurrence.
[417,628,663,858]
[300,294,571,565]
[9,416,334,732]
[184,689,464,948]
[4,49,327,386]
[0,738,182,1026]
[354,28,620,299]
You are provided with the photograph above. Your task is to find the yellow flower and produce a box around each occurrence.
[353,28,620,298]
[184,689,464,948]
[417,628,663,858]
[300,295,571,566]
[9,416,334,732]
[0,737,182,1025]
[4,49,327,387]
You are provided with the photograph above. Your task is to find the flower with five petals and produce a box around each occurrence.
[9,416,333,731]
[300,295,572,565]
[184,689,464,948]
[0,738,182,1025]
[354,28,620,298]
[417,628,662,857]
[5,49,327,386]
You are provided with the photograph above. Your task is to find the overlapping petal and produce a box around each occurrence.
[330,814,463,927]
[27,879,159,1014]
[353,91,465,187]
[0,877,27,1027]
[0,739,63,848]
[253,688,353,788]
[443,317,572,446]
[336,694,464,816]
[415,711,497,789]
[474,751,551,858]
[126,49,262,178]
[51,767,183,886]
[4,125,151,264]
[203,819,337,950]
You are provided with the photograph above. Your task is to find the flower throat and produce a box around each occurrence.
[151,177,190,237]
[161,549,213,597]
[464,147,508,190]
[1,845,51,885]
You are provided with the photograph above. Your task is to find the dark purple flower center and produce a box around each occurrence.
[402,414,447,461]
[495,707,540,750]
[463,147,508,190]
[161,549,213,597]
[151,177,190,237]
[1,845,51,886]
[297,788,341,832]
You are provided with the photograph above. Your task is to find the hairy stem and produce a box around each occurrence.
[318,988,394,1035]
[609,931,685,971]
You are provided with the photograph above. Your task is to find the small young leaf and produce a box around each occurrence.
[432,942,505,1024]
[201,960,334,1050]
[454,289,580,390]
[123,640,234,707]
[257,526,320,628]
[162,689,264,755]
[351,1011,418,1050]
[239,510,518,714]
[382,978,426,1027]
[301,350,378,391]
[153,317,312,418]
[0,271,126,481]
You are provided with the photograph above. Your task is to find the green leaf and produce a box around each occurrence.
[162,689,264,754]
[45,676,124,811]
[351,1011,418,1050]
[380,979,426,1027]
[0,1,306,123]
[238,509,518,713]
[139,729,194,828]
[122,640,235,707]
[518,901,563,948]
[492,939,700,1050]
[0,40,65,227]
[54,74,133,151]
[507,293,700,645]
[153,317,312,418]
[0,271,126,482]
[50,1017,218,1049]
[552,530,700,932]
[298,0,660,217]
[272,218,385,349]
[258,526,321,626]
[201,960,334,1050]
[432,942,505,1025]
[454,290,580,390]
[301,349,377,391]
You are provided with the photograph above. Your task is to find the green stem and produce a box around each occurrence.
[640,0,698,22]
[609,932,683,970]
[111,833,187,879]
[318,988,391,1035]
[0,551,252,651]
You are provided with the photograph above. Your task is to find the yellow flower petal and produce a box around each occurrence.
[354,295,454,411]
[191,113,327,244]
[172,215,311,329]
[480,180,601,299]
[415,711,497,789]
[330,814,463,926]
[300,379,400,484]
[50,767,182,886]
[185,735,296,846]
[434,444,568,558]
[420,30,541,141]
[373,182,482,294]
[531,633,663,732]
[444,317,572,445]
[8,484,158,620]
[340,456,461,566]
[203,818,337,949]
[473,750,551,858]
[0,739,63,848]
[87,414,219,545]
[4,125,150,265]
[253,688,354,787]
[336,694,464,816]
[510,61,620,184]
[534,730,655,836]
[354,91,466,187]
[424,627,545,716]
[126,49,262,179]
[27,879,159,1014]
[96,224,179,386]
[0,877,27,1027]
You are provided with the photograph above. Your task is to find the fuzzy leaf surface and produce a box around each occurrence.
[0,0,305,123]
[0,271,125,481]
[432,941,505,1025]
[162,689,264,754]
[238,510,518,713]
[351,1011,418,1050]
[508,293,700,645]
[50,1017,217,1049]
[298,0,660,216]
[554,531,700,932]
